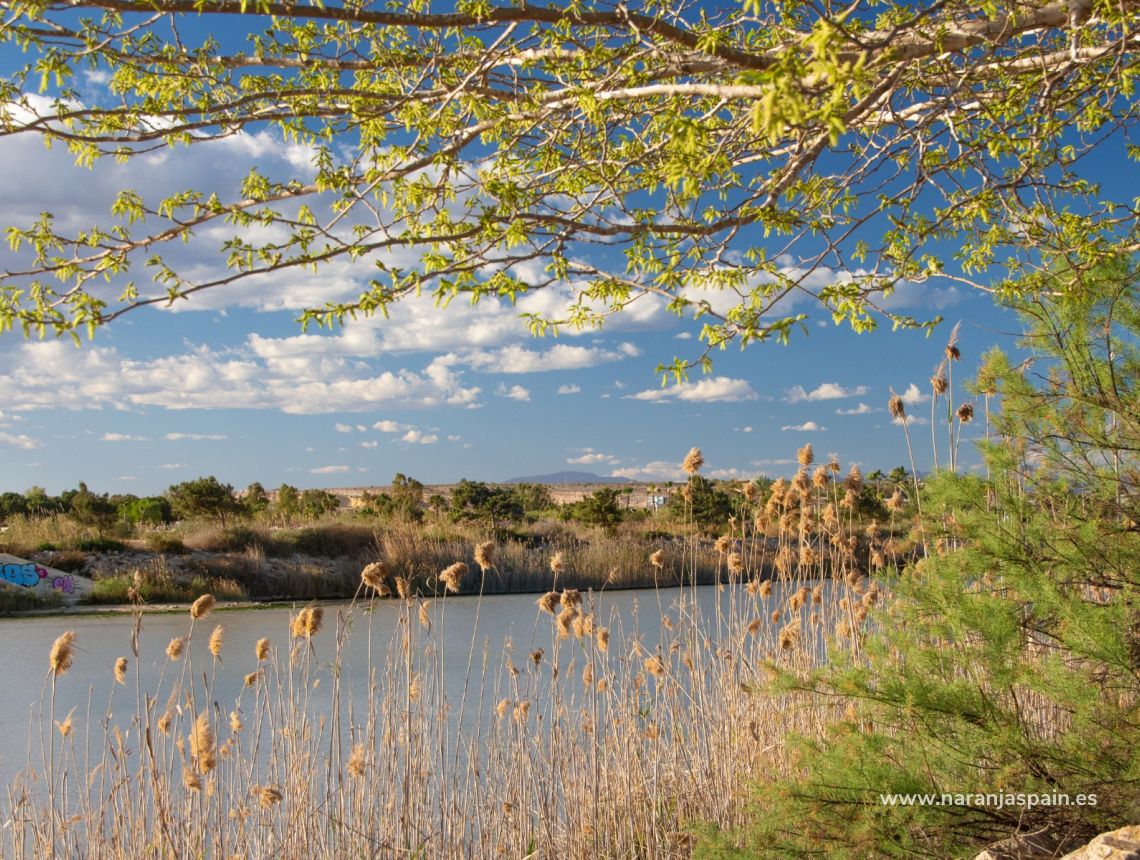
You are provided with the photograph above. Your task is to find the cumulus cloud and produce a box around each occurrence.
[709,467,754,480]
[781,421,824,432]
[892,415,929,426]
[835,403,876,415]
[400,429,439,444]
[0,341,483,415]
[557,384,581,395]
[785,382,869,403]
[372,420,409,433]
[628,376,758,404]
[567,449,619,466]
[164,432,227,441]
[446,342,640,374]
[0,431,41,449]
[311,465,350,474]
[898,383,930,406]
[334,423,354,433]
[496,383,531,402]
[102,432,149,441]
[609,461,687,482]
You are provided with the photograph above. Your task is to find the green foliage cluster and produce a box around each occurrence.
[704,263,1140,858]
[447,480,554,528]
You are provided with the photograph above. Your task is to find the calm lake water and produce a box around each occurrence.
[0,581,826,792]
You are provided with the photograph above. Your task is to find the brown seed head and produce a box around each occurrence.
[166,637,185,661]
[190,712,216,773]
[812,466,830,489]
[537,591,560,614]
[681,446,704,475]
[255,638,270,661]
[714,534,732,555]
[114,656,128,684]
[644,655,666,677]
[474,541,495,572]
[778,624,801,651]
[931,372,948,395]
[347,743,367,778]
[182,768,202,791]
[797,444,814,467]
[257,786,283,808]
[49,631,76,676]
[229,710,243,733]
[190,594,215,620]
[596,628,610,652]
[888,393,905,419]
[956,402,974,423]
[439,562,467,594]
[649,549,665,569]
[208,624,224,658]
[549,552,566,576]
[560,588,582,608]
[759,579,773,599]
[361,561,388,592]
[727,551,744,575]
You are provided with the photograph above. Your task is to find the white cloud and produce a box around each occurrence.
[311,465,350,474]
[557,384,581,395]
[736,426,753,433]
[102,432,149,442]
[899,383,930,406]
[157,462,187,470]
[567,449,620,465]
[400,430,439,444]
[892,415,929,426]
[497,383,531,402]
[335,423,354,433]
[0,431,41,449]
[674,332,693,340]
[835,403,876,415]
[781,421,825,432]
[372,420,409,433]
[785,382,869,403]
[628,376,758,404]
[164,432,227,441]
[753,458,794,466]
[610,461,687,482]
[447,435,461,442]
[360,441,379,448]
[709,467,754,480]
[116,475,137,481]
[0,341,483,415]
[447,342,640,374]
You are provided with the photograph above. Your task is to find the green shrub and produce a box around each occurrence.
[0,585,64,614]
[702,263,1140,858]
[143,532,187,554]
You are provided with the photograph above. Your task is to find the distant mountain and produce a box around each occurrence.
[504,471,632,485]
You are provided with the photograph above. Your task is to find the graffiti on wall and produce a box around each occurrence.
[1,562,76,594]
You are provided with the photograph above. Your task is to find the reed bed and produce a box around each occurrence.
[3,449,907,859]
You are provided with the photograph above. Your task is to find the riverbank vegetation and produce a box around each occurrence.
[2,457,916,607]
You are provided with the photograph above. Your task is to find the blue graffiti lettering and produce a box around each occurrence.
[1,563,76,593]
[3,563,39,588]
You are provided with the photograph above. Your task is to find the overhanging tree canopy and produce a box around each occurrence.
[1,0,1137,374]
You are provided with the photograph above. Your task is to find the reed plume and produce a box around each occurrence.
[49,631,76,676]
[114,657,128,684]
[439,562,467,593]
[190,593,215,620]
[682,446,704,475]
[474,541,495,572]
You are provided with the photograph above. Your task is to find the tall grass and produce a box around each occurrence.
[3,450,903,858]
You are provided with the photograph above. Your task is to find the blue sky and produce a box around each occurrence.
[0,68,1031,496]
